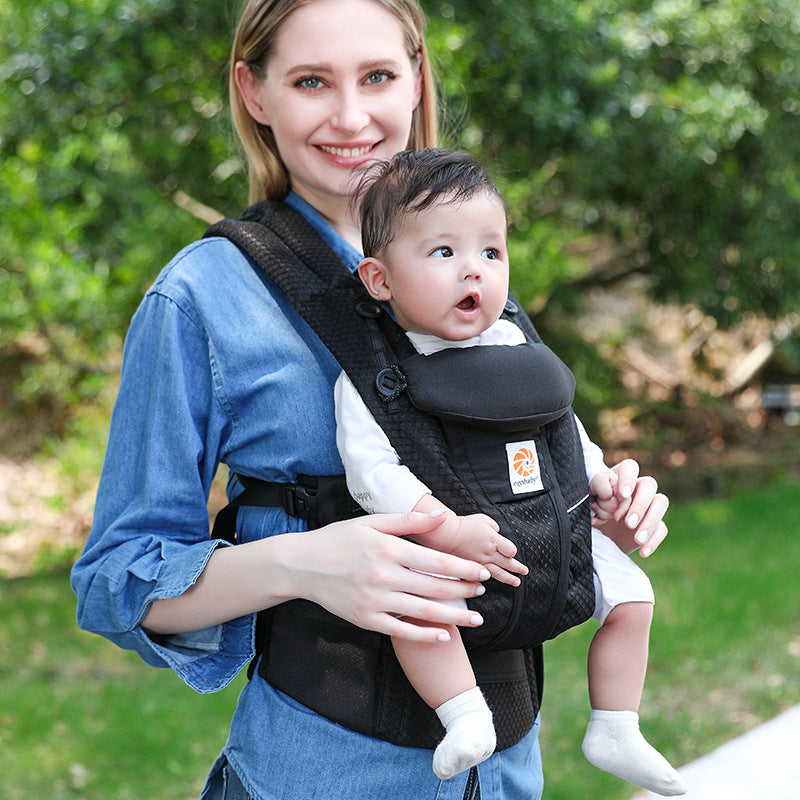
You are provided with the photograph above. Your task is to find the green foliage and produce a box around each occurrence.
[3,0,800,411]
[0,0,242,402]
[425,0,800,322]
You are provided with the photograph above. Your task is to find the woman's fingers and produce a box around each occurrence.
[611,458,640,505]
[295,514,494,641]
[376,606,480,642]
[372,514,492,583]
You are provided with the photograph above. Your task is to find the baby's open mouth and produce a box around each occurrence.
[456,294,478,311]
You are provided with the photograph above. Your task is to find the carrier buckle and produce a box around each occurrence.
[283,482,317,519]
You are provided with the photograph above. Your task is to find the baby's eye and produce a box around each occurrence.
[431,246,454,258]
[482,247,500,260]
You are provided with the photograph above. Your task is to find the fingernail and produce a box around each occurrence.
[470,614,484,626]
[475,584,486,596]
[635,530,648,544]
[627,513,639,528]
[621,484,632,499]
[479,568,491,581]
[642,546,652,557]
[437,631,451,642]
[428,509,445,518]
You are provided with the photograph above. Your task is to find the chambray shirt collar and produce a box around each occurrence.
[284,191,363,273]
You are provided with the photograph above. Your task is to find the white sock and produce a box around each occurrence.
[432,687,496,780]
[582,709,687,796]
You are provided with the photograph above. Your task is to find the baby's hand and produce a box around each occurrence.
[590,470,621,527]
[451,514,528,587]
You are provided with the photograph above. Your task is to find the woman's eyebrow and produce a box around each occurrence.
[285,58,405,77]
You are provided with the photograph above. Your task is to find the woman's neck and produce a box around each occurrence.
[315,207,362,252]
[290,186,363,252]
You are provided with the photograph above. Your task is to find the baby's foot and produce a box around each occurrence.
[433,687,496,780]
[432,715,495,780]
[582,709,687,796]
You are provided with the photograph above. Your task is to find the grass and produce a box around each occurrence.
[539,474,800,799]
[0,576,245,800]
[0,476,798,799]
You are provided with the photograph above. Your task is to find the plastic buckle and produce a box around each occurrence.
[375,365,407,402]
[283,483,317,519]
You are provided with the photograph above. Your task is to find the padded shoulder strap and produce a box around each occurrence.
[205,200,482,511]
[206,202,373,365]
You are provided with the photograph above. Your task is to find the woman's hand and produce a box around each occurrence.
[599,459,670,558]
[276,511,492,643]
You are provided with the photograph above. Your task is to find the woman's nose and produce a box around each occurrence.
[331,89,370,133]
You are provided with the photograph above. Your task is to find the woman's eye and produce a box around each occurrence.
[295,76,323,90]
[366,70,395,85]
[431,246,453,258]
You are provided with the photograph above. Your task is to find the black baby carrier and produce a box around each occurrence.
[204,201,595,751]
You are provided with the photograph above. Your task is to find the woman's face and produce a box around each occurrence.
[241,0,422,223]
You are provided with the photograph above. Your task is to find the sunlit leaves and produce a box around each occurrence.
[424,0,800,322]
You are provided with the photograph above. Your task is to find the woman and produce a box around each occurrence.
[71,1,669,798]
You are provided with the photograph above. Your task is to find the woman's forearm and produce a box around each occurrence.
[141,514,493,642]
[141,535,298,635]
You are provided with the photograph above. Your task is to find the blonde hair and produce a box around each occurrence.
[229,0,438,203]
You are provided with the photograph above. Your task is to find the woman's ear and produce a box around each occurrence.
[234,60,271,126]
[357,257,392,301]
[412,51,423,111]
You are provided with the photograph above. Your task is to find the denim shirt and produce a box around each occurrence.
[70,193,543,800]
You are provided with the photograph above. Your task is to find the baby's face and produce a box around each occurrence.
[381,191,510,341]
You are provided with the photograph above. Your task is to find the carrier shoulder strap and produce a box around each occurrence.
[204,200,484,518]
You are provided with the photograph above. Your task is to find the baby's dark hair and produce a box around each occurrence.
[357,148,506,258]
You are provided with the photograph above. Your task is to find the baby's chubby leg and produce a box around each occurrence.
[392,624,495,779]
[583,601,686,796]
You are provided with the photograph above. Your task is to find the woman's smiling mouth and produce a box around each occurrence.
[318,144,376,158]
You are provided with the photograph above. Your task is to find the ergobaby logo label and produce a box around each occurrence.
[506,440,544,494]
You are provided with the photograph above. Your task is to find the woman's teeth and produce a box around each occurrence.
[319,144,373,158]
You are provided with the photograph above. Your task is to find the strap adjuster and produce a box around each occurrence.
[375,365,407,402]
[283,482,318,519]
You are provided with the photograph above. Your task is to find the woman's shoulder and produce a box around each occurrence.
[149,236,253,299]
[143,234,289,322]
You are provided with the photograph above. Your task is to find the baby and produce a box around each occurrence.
[334,149,686,795]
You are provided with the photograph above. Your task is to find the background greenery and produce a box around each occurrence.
[2,0,800,797]
[2,0,799,422]
[2,477,798,799]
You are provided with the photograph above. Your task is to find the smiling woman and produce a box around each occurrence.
[233,1,423,247]
[230,0,435,247]
[70,0,671,798]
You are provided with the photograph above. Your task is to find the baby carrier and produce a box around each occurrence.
[204,200,595,750]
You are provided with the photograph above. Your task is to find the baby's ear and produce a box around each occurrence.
[357,257,392,301]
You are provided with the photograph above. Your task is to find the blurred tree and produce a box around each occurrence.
[0,0,240,406]
[2,0,799,414]
[426,0,800,325]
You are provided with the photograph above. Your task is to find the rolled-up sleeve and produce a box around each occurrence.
[71,283,253,692]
